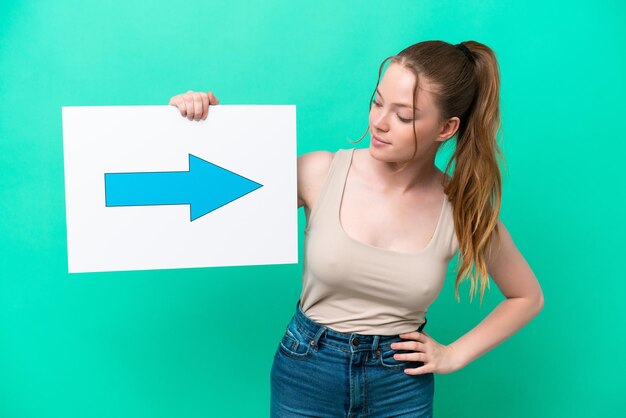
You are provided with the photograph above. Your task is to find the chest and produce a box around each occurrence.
[338,179,445,253]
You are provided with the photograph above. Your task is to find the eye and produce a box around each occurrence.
[373,100,412,123]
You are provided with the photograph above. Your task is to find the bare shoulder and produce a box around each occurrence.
[297,150,335,209]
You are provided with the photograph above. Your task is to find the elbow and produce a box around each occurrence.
[534,291,544,313]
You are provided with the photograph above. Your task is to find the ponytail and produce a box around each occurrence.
[443,41,505,304]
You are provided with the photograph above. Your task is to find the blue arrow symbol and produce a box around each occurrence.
[104,154,263,221]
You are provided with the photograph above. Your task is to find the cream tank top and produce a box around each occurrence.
[299,148,460,336]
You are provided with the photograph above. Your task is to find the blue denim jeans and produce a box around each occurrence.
[270,299,434,417]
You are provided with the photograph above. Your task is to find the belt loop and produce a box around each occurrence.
[311,326,327,352]
[372,335,380,352]
[418,317,427,333]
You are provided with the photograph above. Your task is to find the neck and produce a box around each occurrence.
[363,149,441,195]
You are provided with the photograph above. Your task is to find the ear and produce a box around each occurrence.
[436,116,460,142]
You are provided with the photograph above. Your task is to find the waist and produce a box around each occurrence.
[292,299,427,352]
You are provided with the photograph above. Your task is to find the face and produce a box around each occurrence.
[368,62,458,162]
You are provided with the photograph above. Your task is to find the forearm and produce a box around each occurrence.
[448,296,543,370]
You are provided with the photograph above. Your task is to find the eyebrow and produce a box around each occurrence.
[375,88,421,112]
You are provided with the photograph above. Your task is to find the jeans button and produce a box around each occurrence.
[352,337,360,346]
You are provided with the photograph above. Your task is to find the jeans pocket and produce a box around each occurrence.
[278,321,313,360]
[379,345,424,369]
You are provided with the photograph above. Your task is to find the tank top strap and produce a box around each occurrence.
[304,148,353,234]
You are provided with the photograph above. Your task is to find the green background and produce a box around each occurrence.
[1,1,624,417]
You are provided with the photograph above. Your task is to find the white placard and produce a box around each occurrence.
[61,105,298,273]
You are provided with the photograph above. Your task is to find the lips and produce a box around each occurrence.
[373,135,390,144]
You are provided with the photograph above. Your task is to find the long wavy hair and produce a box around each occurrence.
[350,40,505,305]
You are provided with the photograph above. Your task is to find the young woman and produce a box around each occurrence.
[169,40,544,417]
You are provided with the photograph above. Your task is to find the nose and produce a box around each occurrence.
[372,110,389,132]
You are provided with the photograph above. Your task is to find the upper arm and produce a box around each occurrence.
[485,219,544,307]
[297,151,334,209]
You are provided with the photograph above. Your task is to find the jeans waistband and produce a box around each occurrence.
[293,299,427,352]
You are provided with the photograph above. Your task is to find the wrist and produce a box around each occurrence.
[447,342,468,371]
